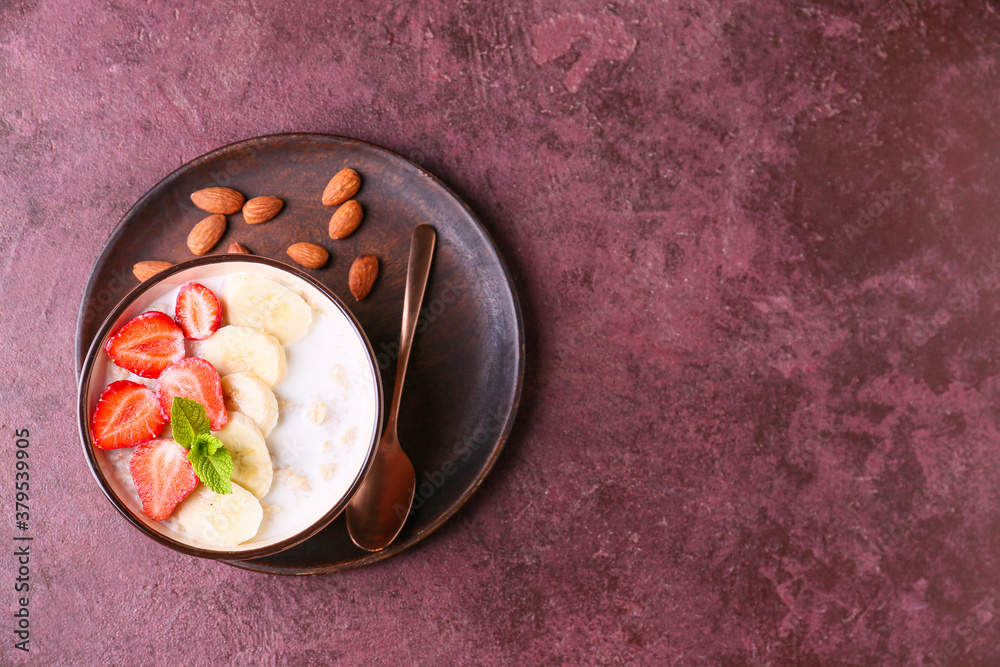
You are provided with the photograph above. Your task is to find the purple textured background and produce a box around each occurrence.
[2,0,1000,664]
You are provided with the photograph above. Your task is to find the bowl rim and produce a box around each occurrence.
[76,254,384,561]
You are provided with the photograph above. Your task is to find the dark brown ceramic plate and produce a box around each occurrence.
[74,134,524,574]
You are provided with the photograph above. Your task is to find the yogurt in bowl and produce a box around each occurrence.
[77,256,383,559]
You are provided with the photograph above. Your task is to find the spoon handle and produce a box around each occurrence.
[385,225,436,437]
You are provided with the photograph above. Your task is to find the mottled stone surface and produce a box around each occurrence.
[2,0,1000,664]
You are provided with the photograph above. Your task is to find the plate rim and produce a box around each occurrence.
[74,132,526,574]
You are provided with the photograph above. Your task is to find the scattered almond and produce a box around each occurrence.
[348,255,379,300]
[322,168,361,206]
[287,242,329,269]
[242,196,284,225]
[227,242,251,255]
[190,187,244,214]
[328,200,363,239]
[133,261,173,282]
[187,214,226,255]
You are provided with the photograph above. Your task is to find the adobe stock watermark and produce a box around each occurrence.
[842,128,958,244]
[372,278,464,372]
[81,266,136,328]
[925,588,1000,666]
[393,407,505,521]
[202,144,263,189]
[902,253,1000,359]
[85,144,263,325]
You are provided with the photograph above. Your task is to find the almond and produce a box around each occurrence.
[227,242,251,255]
[287,242,329,269]
[133,261,173,282]
[322,168,361,206]
[187,214,227,255]
[190,187,245,214]
[328,200,363,240]
[242,196,284,225]
[348,255,379,300]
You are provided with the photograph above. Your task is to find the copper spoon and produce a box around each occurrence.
[347,224,436,551]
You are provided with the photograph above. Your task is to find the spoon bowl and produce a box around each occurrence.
[345,431,415,548]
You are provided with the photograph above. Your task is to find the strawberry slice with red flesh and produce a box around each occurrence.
[156,357,228,430]
[91,380,166,450]
[129,440,198,521]
[105,311,185,379]
[175,282,222,340]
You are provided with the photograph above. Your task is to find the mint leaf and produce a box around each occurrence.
[187,433,233,494]
[171,397,211,448]
[192,432,224,456]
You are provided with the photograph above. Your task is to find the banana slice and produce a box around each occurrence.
[199,325,286,387]
[214,411,273,499]
[222,274,313,344]
[172,482,263,547]
[220,372,279,436]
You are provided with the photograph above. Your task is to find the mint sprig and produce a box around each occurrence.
[170,397,233,495]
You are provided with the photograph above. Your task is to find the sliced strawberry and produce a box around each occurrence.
[175,282,222,340]
[156,357,228,430]
[105,311,185,379]
[129,440,197,521]
[90,380,166,450]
